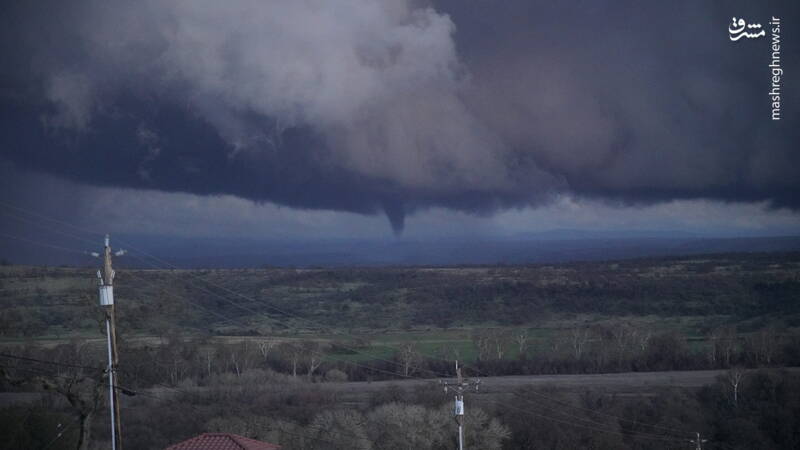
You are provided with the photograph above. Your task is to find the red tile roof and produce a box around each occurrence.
[165,433,280,450]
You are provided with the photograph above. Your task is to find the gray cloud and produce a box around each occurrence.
[0,0,797,234]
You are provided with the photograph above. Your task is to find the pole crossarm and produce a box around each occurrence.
[688,432,708,450]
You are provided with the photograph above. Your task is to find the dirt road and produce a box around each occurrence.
[4,368,797,408]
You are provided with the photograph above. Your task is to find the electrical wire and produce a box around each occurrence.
[0,225,427,381]
[0,353,695,443]
[1,200,471,379]
[0,352,103,372]
[119,250,451,376]
[507,384,692,436]
[0,232,89,256]
[2,361,363,449]
[480,397,686,443]
[1,228,693,443]
[0,200,698,442]
[2,199,438,378]
[115,253,444,379]
[0,210,100,248]
[113,240,697,439]
[41,416,82,450]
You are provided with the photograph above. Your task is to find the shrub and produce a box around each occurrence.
[325,369,348,382]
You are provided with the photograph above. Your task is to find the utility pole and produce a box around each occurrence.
[97,235,122,450]
[689,432,707,450]
[440,361,480,450]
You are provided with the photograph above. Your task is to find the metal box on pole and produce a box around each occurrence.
[99,285,114,306]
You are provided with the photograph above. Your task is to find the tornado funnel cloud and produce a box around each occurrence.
[0,0,797,234]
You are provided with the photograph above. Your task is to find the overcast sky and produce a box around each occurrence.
[1,0,798,253]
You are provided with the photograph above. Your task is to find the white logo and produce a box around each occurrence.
[728,17,765,41]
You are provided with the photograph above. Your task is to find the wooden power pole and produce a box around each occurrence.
[440,361,480,450]
[98,234,122,450]
[689,432,707,450]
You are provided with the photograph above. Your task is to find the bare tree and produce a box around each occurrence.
[548,337,562,359]
[304,341,324,380]
[2,360,103,450]
[727,367,745,406]
[204,347,216,377]
[206,415,305,449]
[570,327,590,360]
[630,327,652,353]
[367,403,448,449]
[711,326,737,367]
[226,341,259,377]
[707,329,718,367]
[278,342,303,377]
[257,339,277,364]
[610,324,633,367]
[471,330,492,361]
[438,344,461,363]
[487,329,510,360]
[514,329,529,357]
[157,337,191,384]
[308,409,372,449]
[229,345,242,377]
[746,327,779,366]
[398,343,418,377]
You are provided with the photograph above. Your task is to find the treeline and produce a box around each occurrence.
[3,361,798,449]
[176,264,800,330]
[118,325,800,386]
[499,369,800,449]
[470,325,800,376]
[1,364,508,450]
[3,254,800,337]
[3,324,799,392]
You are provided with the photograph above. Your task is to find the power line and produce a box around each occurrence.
[0,210,100,248]
[0,353,103,372]
[119,281,692,446]
[116,252,446,379]
[0,200,107,239]
[0,222,693,443]
[99,231,694,438]
[3,361,366,449]
[119,251,449,374]
[3,229,688,442]
[127,381,376,448]
[507,386,691,437]
[0,226,432,381]
[0,201,697,443]
[42,416,82,450]
[2,202,537,382]
[0,205,420,376]
[0,345,691,444]
[120,269,249,329]
[3,265,688,446]
[481,397,685,444]
[0,232,89,256]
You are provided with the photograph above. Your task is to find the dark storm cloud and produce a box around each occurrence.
[0,0,797,233]
[444,0,799,207]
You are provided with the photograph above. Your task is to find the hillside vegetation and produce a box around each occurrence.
[3,252,800,449]
[2,252,800,339]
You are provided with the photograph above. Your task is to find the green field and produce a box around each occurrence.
[2,252,799,365]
